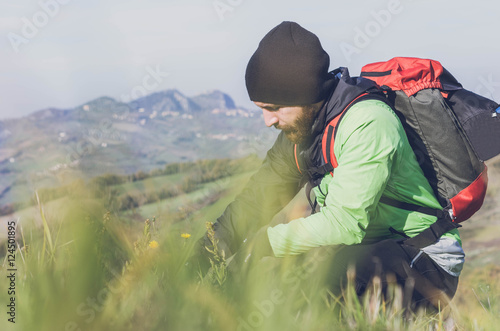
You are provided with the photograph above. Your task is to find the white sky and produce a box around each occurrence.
[1,0,499,119]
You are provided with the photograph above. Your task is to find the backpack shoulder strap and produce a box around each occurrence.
[293,144,302,175]
[293,92,389,184]
[322,92,388,172]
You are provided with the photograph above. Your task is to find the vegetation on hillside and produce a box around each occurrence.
[0,156,499,330]
[0,156,261,217]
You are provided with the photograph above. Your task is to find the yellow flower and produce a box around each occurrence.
[181,233,191,239]
[148,240,159,249]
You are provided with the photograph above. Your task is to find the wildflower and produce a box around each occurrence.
[181,233,191,239]
[148,240,159,249]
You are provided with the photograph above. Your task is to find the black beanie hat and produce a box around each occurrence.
[245,21,334,105]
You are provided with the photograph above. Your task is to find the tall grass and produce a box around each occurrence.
[1,189,499,331]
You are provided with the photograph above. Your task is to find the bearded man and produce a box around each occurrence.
[190,21,464,308]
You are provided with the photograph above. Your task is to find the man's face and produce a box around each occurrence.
[254,100,324,144]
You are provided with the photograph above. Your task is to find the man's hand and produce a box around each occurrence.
[184,236,212,279]
[229,227,274,272]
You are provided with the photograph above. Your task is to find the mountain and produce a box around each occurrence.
[191,90,237,110]
[0,89,275,209]
[129,89,201,113]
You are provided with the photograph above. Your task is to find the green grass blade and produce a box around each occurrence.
[35,191,54,262]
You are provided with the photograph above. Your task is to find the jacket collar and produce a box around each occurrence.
[297,67,381,174]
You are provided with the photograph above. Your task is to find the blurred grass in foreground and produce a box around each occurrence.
[1,166,500,330]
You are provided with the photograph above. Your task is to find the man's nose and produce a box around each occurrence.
[262,109,279,127]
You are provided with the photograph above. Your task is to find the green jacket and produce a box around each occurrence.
[267,99,460,257]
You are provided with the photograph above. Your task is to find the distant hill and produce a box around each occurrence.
[0,89,276,208]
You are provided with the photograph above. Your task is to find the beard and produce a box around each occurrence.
[278,104,320,144]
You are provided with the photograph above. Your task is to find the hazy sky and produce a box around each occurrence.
[1,0,499,119]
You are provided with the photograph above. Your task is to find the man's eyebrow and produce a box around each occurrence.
[259,104,284,110]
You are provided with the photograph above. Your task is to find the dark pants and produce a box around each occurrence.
[327,239,459,310]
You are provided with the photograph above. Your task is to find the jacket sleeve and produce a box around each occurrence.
[267,101,404,257]
[198,131,304,260]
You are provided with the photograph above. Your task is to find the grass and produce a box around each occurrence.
[0,192,498,331]
[1,157,499,331]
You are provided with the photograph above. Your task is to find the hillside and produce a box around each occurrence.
[0,89,277,212]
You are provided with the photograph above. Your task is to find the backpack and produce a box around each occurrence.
[320,57,500,248]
